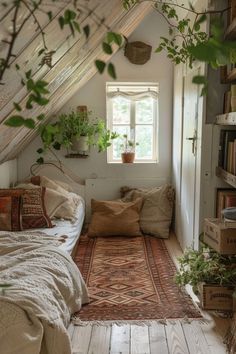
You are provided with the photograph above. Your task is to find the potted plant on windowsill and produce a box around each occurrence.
[175,248,236,311]
[120,134,139,163]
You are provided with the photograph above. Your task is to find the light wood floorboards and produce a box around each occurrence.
[69,233,230,354]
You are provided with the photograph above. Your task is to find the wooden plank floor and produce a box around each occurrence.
[69,233,230,354]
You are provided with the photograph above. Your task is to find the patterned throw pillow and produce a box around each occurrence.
[21,187,52,229]
[0,188,52,230]
[0,195,22,231]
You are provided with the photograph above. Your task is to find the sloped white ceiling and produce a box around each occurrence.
[0,0,152,163]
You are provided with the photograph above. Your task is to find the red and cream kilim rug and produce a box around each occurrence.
[74,234,201,322]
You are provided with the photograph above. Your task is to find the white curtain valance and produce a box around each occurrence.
[107,90,158,101]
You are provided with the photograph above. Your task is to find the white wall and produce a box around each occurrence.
[0,159,18,187]
[18,10,173,201]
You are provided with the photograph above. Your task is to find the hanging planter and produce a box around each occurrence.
[124,41,152,65]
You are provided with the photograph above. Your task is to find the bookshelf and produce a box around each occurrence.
[216,112,236,125]
[225,17,236,39]
[216,166,236,188]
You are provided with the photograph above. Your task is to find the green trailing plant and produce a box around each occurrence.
[175,248,236,293]
[1,0,236,131]
[37,110,119,163]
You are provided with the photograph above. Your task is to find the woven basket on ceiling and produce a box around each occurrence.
[124,41,152,65]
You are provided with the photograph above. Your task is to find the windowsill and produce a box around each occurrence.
[107,160,158,164]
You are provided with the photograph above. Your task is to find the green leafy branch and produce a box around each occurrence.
[95,31,124,79]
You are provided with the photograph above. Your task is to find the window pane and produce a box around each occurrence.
[135,125,153,159]
[113,97,130,124]
[136,98,153,123]
[112,126,130,159]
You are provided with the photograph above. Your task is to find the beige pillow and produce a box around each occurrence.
[31,175,80,220]
[16,183,68,219]
[31,175,73,192]
[88,198,143,237]
[121,184,175,239]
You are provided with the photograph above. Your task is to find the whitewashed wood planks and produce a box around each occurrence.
[165,322,189,354]
[182,322,210,354]
[0,2,152,163]
[149,322,169,354]
[87,326,111,354]
[72,325,93,354]
[130,325,150,354]
[110,324,130,354]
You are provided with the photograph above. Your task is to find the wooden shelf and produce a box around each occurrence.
[216,166,236,188]
[65,153,89,158]
[216,112,236,125]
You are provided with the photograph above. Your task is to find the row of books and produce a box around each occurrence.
[219,130,236,174]
[216,189,236,219]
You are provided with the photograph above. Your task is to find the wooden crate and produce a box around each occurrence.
[204,218,236,255]
[198,282,235,311]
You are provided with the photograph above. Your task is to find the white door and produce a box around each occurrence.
[179,66,202,250]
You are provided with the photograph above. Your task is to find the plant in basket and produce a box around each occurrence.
[120,134,139,163]
[175,247,236,311]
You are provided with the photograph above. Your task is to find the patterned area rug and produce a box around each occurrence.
[74,234,201,321]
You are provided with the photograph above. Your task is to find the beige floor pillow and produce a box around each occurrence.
[121,184,175,238]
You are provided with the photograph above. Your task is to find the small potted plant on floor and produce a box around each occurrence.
[175,248,236,311]
[120,134,139,163]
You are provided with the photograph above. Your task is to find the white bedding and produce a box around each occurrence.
[0,231,89,354]
[32,196,85,254]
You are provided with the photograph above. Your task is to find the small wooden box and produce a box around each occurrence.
[199,282,234,311]
[204,218,236,255]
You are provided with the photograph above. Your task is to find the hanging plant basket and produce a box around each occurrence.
[124,41,152,65]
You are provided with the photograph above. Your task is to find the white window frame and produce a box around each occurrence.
[106,82,159,163]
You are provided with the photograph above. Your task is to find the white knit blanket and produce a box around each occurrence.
[0,231,89,354]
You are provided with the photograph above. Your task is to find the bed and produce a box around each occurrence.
[0,164,88,354]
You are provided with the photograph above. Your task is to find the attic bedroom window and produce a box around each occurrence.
[106,82,158,163]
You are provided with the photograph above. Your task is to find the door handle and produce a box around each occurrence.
[186,130,197,154]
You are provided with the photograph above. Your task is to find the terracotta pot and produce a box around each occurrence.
[121,152,135,163]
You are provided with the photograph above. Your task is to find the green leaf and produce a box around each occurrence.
[107,32,123,46]
[24,118,35,129]
[37,148,44,154]
[73,21,81,33]
[25,69,32,79]
[53,141,61,150]
[83,25,90,39]
[13,102,22,112]
[155,46,163,53]
[192,75,207,85]
[107,62,116,79]
[38,48,45,56]
[58,16,64,29]
[47,11,53,21]
[4,115,25,127]
[27,79,34,91]
[15,63,20,70]
[102,42,113,55]
[37,114,45,121]
[95,60,106,73]
[36,157,44,164]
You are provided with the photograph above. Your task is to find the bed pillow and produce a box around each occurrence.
[16,183,68,219]
[0,188,52,229]
[121,184,175,239]
[31,175,73,192]
[30,175,80,220]
[0,195,22,231]
[88,198,143,237]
